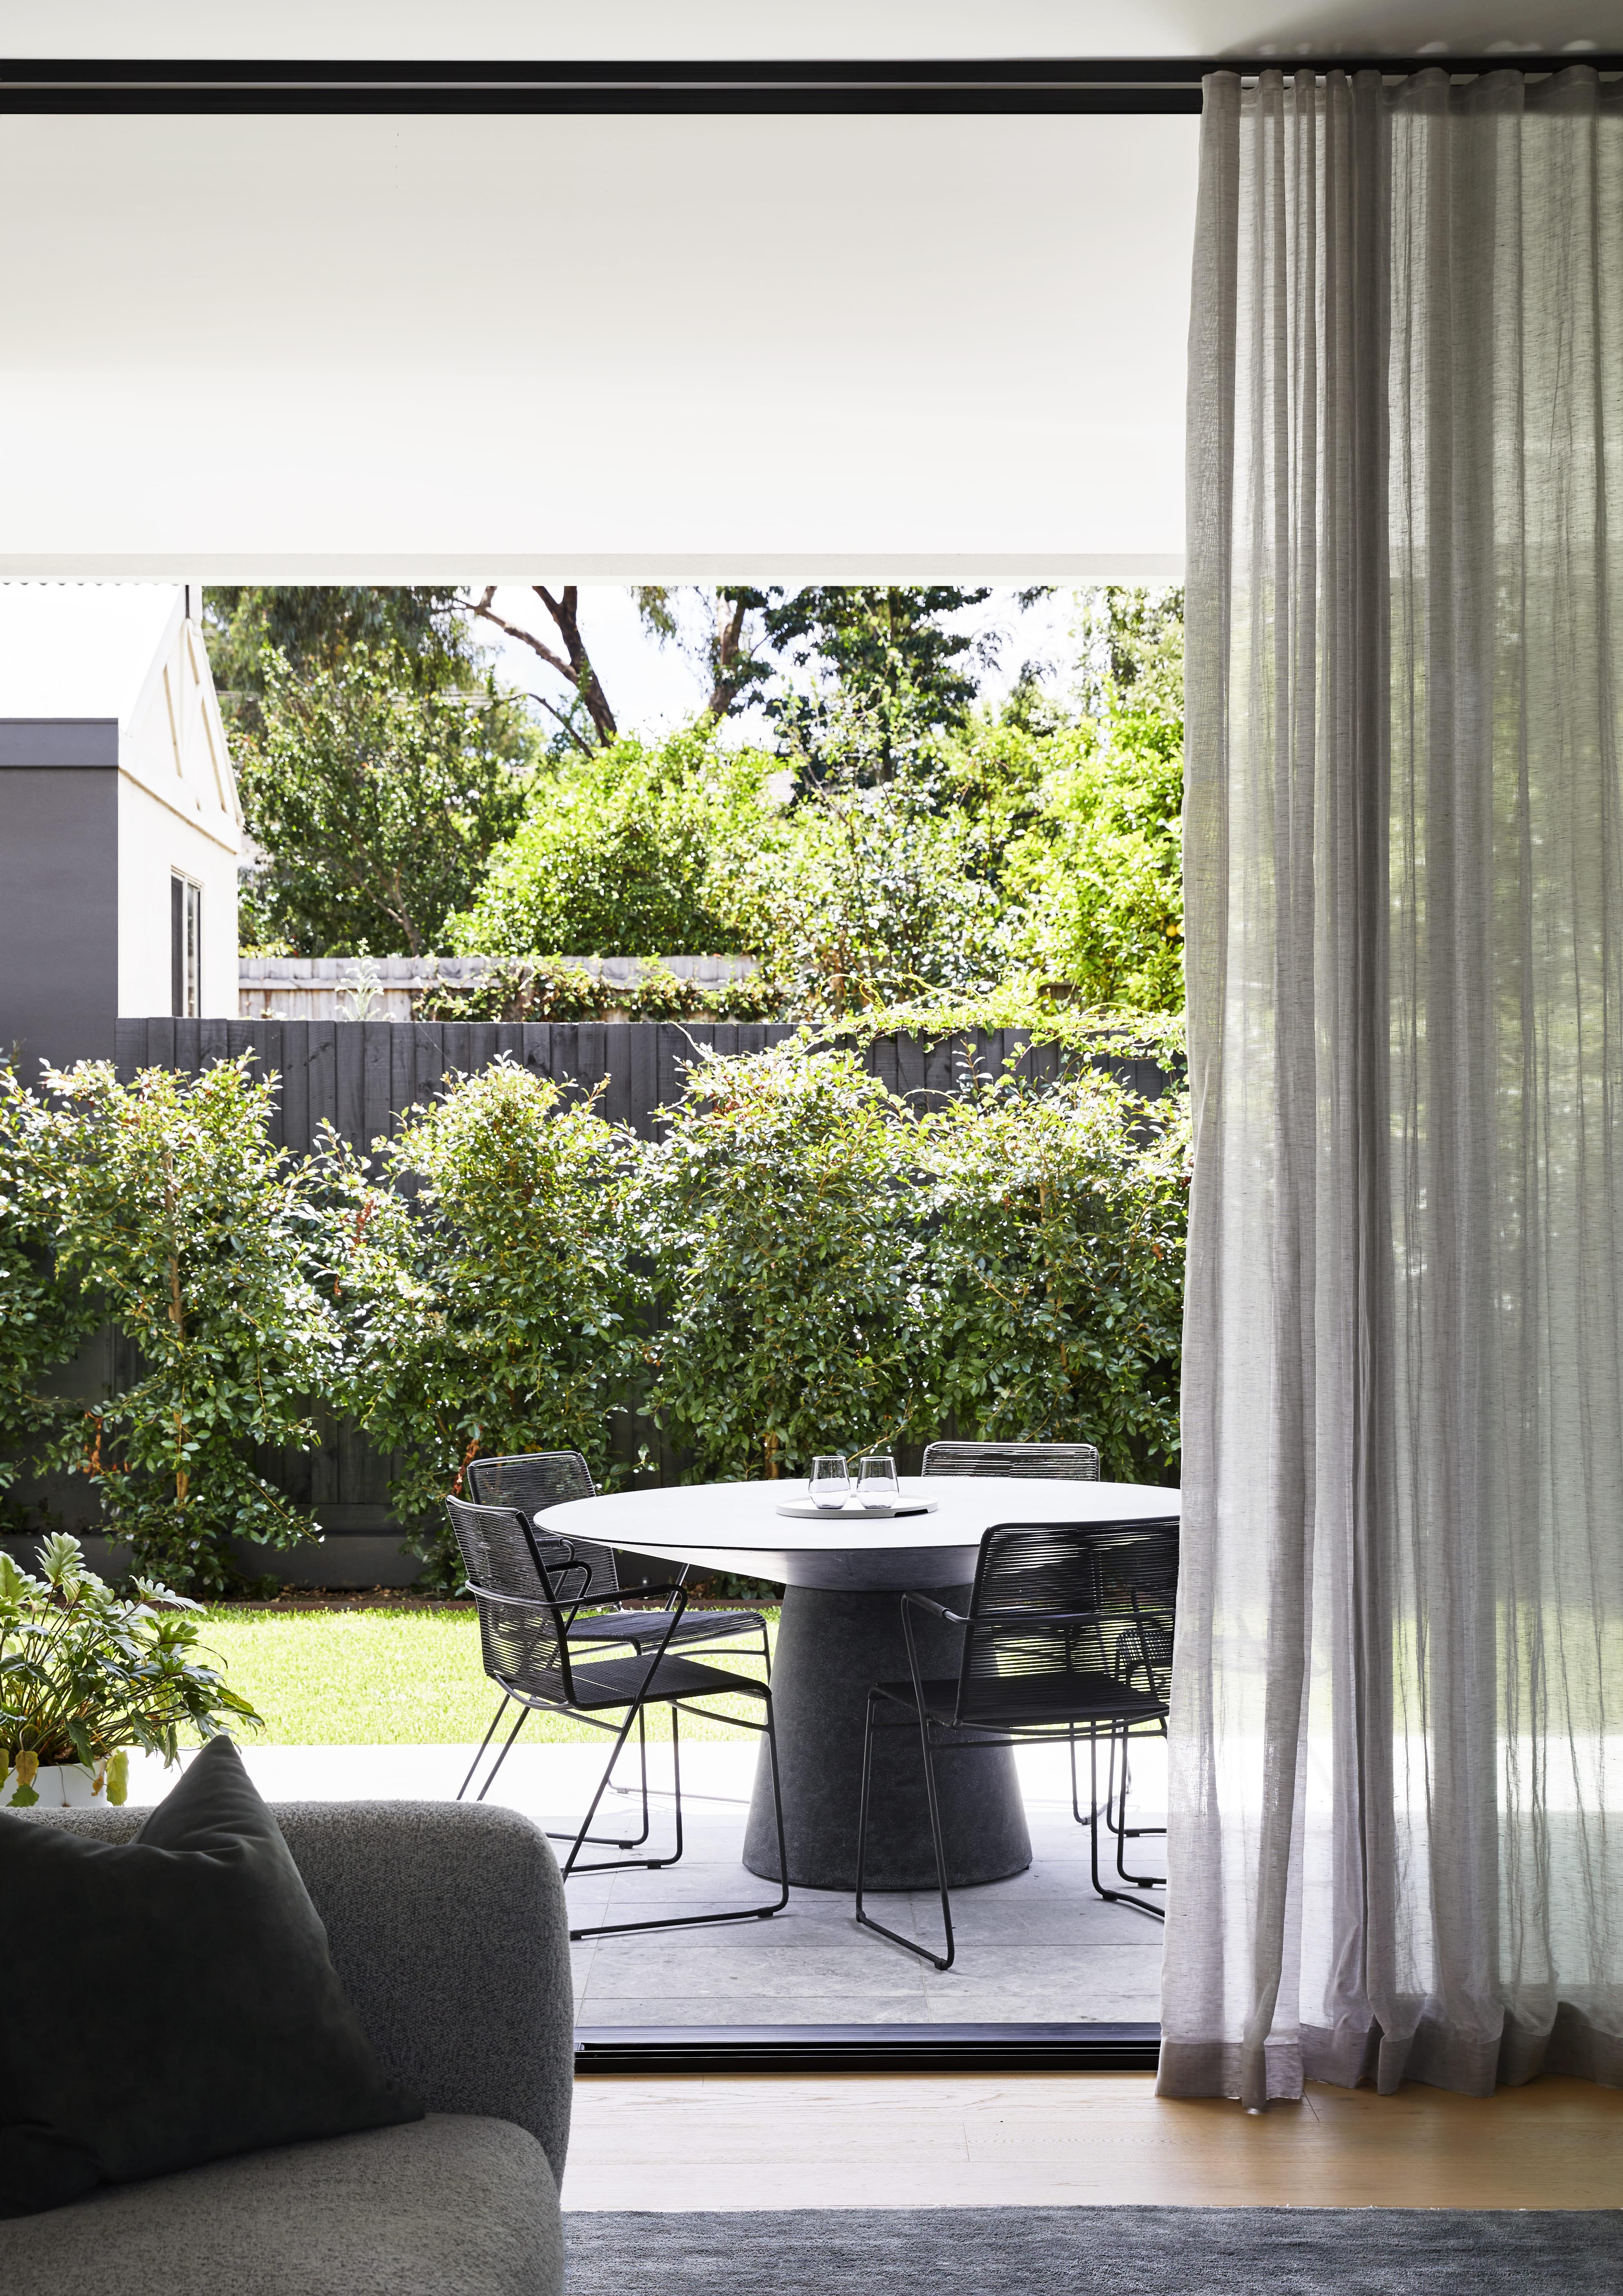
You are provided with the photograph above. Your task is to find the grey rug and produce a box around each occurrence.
[563,2207,1622,2293]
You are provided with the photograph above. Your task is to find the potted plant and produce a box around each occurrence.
[0,1531,263,1808]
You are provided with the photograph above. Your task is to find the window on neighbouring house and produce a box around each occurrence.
[171,874,201,1017]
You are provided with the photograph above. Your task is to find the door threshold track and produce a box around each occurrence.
[573,2022,1161,2074]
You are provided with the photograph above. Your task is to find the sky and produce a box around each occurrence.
[466,585,1091,746]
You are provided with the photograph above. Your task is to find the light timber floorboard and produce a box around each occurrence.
[562,2073,1623,2212]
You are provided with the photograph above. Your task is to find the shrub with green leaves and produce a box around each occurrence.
[445,730,786,958]
[0,1071,100,1515]
[639,1038,1187,1487]
[0,1032,1187,1594]
[33,1058,347,1595]
[1001,711,1184,1012]
[330,1058,644,1580]
[922,1065,1189,1479]
[0,1531,263,1801]
[755,782,1007,1014]
[640,1042,937,1480]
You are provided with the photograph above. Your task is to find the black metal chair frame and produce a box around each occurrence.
[854,1517,1177,1972]
[1068,1603,1171,1885]
[463,1450,772,1826]
[923,1438,1121,1836]
[446,1499,788,1942]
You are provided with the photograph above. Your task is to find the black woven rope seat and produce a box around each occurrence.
[855,1515,1179,1970]
[444,1492,787,1942]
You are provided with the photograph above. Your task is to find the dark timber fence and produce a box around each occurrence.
[11,1020,1172,1587]
[114,1018,1172,1153]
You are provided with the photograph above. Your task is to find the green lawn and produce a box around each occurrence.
[197,1607,776,1746]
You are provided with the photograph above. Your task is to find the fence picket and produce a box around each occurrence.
[113,1016,1167,1157]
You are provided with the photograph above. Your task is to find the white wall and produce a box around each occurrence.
[116,598,241,1018]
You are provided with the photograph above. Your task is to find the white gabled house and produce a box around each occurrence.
[0,583,240,1069]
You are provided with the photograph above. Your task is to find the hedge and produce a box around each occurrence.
[0,1039,1189,1595]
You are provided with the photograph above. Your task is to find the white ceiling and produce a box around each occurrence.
[0,110,1197,580]
[0,4,1614,580]
[0,2,1618,60]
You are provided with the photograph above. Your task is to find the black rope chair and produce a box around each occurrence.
[921,1438,1101,1482]
[920,1439,1168,1853]
[854,1516,1178,1970]
[923,1442,1127,1838]
[466,1451,770,1667]
[465,1450,772,1829]
[444,1494,788,1942]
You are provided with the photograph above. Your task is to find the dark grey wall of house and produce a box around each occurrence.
[0,721,119,1070]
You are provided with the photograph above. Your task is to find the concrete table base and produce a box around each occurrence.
[740,1583,1032,1892]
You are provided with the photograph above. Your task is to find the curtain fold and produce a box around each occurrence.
[1163,63,1623,2106]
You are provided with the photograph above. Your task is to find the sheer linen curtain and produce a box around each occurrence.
[1163,64,1623,2106]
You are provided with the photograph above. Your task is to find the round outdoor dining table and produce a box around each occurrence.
[534,1474,1181,1894]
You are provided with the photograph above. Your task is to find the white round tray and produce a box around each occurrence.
[773,1499,939,1522]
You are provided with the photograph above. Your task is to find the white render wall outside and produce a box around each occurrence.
[114,594,241,1018]
[0,582,242,1026]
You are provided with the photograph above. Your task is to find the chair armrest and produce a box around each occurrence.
[465,1575,588,1616]
[901,1591,969,1624]
[959,1602,1118,1628]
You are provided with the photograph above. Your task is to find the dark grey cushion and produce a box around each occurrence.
[30,1797,575,2189]
[0,2114,561,2296]
[0,1740,422,2217]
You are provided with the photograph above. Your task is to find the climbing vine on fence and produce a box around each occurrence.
[0,1037,1188,1592]
[10,1058,347,1594]
[324,1059,645,1587]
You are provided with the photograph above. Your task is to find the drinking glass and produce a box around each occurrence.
[856,1454,900,1511]
[809,1454,852,1511]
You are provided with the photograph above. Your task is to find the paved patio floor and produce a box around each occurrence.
[125,1739,1165,2027]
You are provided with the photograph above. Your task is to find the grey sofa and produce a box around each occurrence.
[0,1801,574,2296]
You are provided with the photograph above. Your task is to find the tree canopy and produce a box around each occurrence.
[236,645,533,957]
[206,587,478,736]
[218,582,1187,1017]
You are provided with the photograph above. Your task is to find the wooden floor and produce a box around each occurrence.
[563,2072,1623,2211]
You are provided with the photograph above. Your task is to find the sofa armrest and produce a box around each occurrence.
[36,1799,574,2186]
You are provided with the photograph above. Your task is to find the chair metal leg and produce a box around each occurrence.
[1106,1725,1168,1847]
[854,1695,955,1972]
[548,1701,652,1853]
[559,1702,647,1879]
[606,1622,770,1809]
[566,1694,790,1942]
[762,1687,789,1901]
[1069,1723,1105,1828]
[474,1697,531,1803]
[656,1700,685,1869]
[1108,1727,1167,1887]
[1085,1731,1163,1922]
[458,1692,512,1801]
[471,1690,655,1854]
